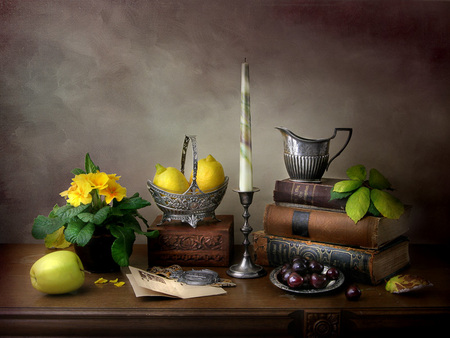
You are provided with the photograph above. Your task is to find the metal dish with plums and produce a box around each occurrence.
[270,262,345,295]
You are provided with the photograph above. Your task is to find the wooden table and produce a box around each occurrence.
[1,243,449,337]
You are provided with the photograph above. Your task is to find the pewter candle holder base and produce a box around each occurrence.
[227,188,266,279]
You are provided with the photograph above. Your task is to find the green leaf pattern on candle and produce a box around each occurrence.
[331,164,405,223]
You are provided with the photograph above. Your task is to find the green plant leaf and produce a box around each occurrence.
[85,153,100,174]
[330,190,353,200]
[346,164,366,181]
[77,212,94,223]
[31,215,65,239]
[144,230,159,239]
[55,204,90,223]
[71,168,85,175]
[44,226,71,249]
[345,186,370,223]
[333,179,363,193]
[369,168,391,190]
[64,220,95,246]
[368,201,382,217]
[93,206,110,224]
[117,194,151,210]
[371,189,405,219]
[109,225,136,267]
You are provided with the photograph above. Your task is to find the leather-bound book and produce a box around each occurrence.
[263,203,410,249]
[253,230,410,285]
[273,178,346,211]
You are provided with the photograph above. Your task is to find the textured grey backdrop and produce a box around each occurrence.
[1,0,449,245]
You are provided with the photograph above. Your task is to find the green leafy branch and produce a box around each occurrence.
[330,164,405,224]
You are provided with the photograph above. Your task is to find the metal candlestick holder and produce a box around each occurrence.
[227,188,266,279]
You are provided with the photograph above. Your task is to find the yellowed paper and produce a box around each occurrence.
[126,273,177,298]
[128,266,226,299]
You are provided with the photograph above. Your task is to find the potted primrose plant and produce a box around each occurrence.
[32,153,158,272]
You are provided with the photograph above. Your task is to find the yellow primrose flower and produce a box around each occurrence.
[60,181,77,198]
[99,179,127,204]
[87,172,109,190]
[66,178,93,207]
[108,174,121,181]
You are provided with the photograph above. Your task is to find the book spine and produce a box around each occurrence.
[263,204,378,248]
[253,230,380,284]
[273,179,346,211]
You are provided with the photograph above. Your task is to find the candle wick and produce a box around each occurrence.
[244,57,247,63]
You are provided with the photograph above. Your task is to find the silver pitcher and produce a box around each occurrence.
[276,127,352,183]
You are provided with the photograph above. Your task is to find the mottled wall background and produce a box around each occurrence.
[1,0,449,245]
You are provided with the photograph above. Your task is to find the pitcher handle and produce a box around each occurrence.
[327,128,353,170]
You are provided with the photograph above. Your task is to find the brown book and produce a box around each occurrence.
[263,203,410,249]
[253,230,410,285]
[147,215,234,267]
[273,178,346,211]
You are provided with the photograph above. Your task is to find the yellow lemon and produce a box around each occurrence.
[190,155,225,192]
[153,164,189,194]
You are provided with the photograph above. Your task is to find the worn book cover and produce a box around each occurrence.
[147,215,234,267]
[253,230,410,285]
[264,203,410,249]
[273,178,346,211]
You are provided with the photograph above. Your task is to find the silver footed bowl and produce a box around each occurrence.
[147,176,228,228]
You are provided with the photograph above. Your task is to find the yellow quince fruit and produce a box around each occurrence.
[153,164,189,194]
[190,154,225,192]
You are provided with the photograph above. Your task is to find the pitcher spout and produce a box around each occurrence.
[275,126,305,142]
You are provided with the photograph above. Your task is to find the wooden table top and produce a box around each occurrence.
[1,243,449,337]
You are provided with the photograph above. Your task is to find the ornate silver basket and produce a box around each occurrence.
[147,135,229,228]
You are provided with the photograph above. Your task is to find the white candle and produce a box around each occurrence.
[239,59,253,192]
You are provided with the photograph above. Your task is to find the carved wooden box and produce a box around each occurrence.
[147,215,234,267]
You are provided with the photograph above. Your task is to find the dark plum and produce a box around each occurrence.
[281,263,292,275]
[310,272,328,289]
[281,268,293,283]
[345,284,361,300]
[287,272,304,289]
[292,260,307,274]
[302,273,311,287]
[326,267,340,280]
[308,260,324,273]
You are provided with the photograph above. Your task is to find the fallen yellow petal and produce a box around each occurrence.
[114,281,125,287]
[109,278,118,283]
[94,277,108,284]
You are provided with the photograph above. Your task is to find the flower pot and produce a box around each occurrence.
[74,228,120,273]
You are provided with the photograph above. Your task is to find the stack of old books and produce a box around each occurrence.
[253,178,410,285]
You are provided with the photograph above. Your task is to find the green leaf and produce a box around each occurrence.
[109,225,136,266]
[333,180,363,193]
[345,186,371,223]
[144,230,159,239]
[44,226,71,249]
[48,204,60,218]
[32,215,65,239]
[77,212,94,223]
[371,189,405,219]
[117,194,151,210]
[55,204,90,222]
[85,153,100,174]
[71,168,86,175]
[64,220,95,246]
[369,168,391,190]
[346,164,366,181]
[368,201,382,217]
[330,190,353,201]
[93,206,110,224]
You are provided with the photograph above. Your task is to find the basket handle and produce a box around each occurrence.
[180,135,199,183]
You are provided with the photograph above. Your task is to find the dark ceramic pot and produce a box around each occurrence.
[74,228,120,273]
